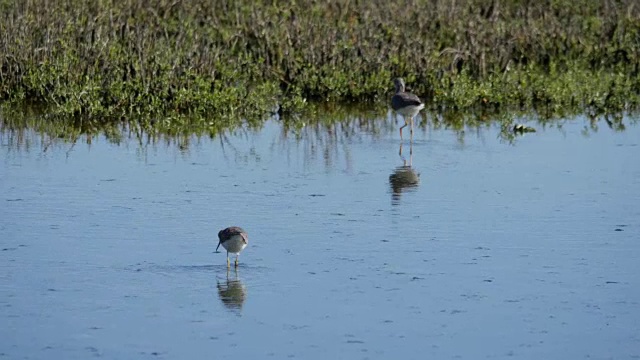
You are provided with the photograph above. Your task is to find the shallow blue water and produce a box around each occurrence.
[1,114,639,359]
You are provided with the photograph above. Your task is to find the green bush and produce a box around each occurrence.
[1,0,639,123]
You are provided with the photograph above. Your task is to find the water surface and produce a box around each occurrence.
[1,113,639,359]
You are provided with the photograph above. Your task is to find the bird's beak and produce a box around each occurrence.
[215,240,221,253]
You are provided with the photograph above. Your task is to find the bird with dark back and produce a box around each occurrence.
[391,78,425,140]
[217,226,249,268]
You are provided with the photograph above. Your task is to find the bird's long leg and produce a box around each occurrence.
[409,116,414,141]
[235,254,239,268]
[226,251,230,268]
[399,119,407,140]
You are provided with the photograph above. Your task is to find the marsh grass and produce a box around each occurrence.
[1,0,639,124]
[3,99,636,155]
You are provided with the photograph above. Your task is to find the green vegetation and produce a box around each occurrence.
[1,0,639,125]
[3,101,635,154]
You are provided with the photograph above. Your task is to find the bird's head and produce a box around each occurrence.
[393,78,406,93]
[215,230,224,252]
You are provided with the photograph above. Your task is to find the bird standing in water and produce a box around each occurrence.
[391,78,425,140]
[216,226,249,268]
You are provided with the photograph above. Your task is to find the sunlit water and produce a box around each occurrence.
[1,114,639,359]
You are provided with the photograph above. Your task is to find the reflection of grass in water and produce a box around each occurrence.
[0,104,262,153]
[279,102,639,148]
[1,103,638,156]
[0,0,639,121]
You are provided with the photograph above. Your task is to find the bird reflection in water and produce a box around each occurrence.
[389,141,420,204]
[217,268,246,314]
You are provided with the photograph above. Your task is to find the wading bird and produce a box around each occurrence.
[391,78,425,140]
[216,226,248,268]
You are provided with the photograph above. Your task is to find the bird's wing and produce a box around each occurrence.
[401,92,423,105]
[220,226,249,244]
[392,93,423,110]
